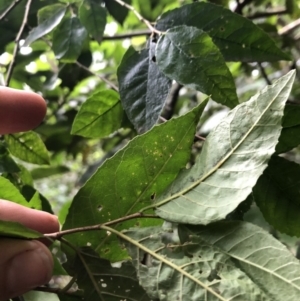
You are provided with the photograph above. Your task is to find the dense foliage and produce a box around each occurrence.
[1,0,300,300]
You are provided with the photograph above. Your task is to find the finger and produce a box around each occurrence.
[0,87,46,134]
[0,239,53,301]
[0,200,59,234]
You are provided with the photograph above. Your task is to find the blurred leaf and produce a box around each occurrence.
[156,2,290,62]
[31,166,70,180]
[0,176,28,206]
[0,220,42,239]
[156,25,238,108]
[276,104,300,153]
[178,221,300,301]
[24,291,60,301]
[52,16,88,62]
[253,156,300,236]
[63,101,207,262]
[71,89,123,138]
[79,0,106,43]
[24,4,67,46]
[155,71,295,224]
[5,131,50,165]
[69,246,151,300]
[104,0,131,25]
[0,142,20,173]
[118,45,172,133]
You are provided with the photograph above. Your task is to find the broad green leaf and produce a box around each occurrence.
[123,223,270,301]
[71,89,123,138]
[79,0,106,44]
[104,0,131,25]
[63,101,207,262]
[253,156,300,236]
[156,2,290,62]
[24,4,67,46]
[0,176,28,206]
[154,71,295,225]
[156,25,238,108]
[52,16,88,62]
[118,45,172,133]
[276,104,300,153]
[180,221,300,301]
[5,131,50,165]
[68,246,150,300]
[0,220,42,239]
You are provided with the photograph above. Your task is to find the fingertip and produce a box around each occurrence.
[0,87,47,134]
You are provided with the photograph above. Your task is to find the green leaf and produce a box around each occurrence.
[71,89,123,138]
[154,71,295,225]
[156,25,238,108]
[0,142,20,173]
[63,101,207,262]
[276,104,300,153]
[0,220,42,239]
[179,221,300,301]
[52,16,88,62]
[0,176,28,206]
[156,2,290,62]
[5,131,50,165]
[253,156,300,236]
[24,4,67,46]
[123,223,269,301]
[118,45,172,133]
[31,165,70,180]
[104,0,131,25]
[68,246,151,300]
[79,0,106,44]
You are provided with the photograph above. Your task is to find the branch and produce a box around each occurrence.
[278,18,300,35]
[75,61,119,92]
[112,0,161,35]
[247,9,287,20]
[162,82,183,120]
[45,213,159,239]
[102,29,151,40]
[5,0,32,86]
[258,63,272,85]
[234,0,253,14]
[0,0,23,21]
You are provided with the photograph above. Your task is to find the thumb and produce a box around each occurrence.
[0,239,53,301]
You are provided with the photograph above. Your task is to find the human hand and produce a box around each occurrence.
[0,87,60,300]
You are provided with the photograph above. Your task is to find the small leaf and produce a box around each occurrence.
[104,0,131,25]
[52,16,88,62]
[156,25,238,108]
[253,156,300,236]
[156,2,290,62]
[155,71,295,225]
[0,220,42,239]
[180,221,300,301]
[71,89,123,138]
[5,131,50,165]
[24,4,67,46]
[79,0,106,43]
[118,45,172,133]
[0,176,28,207]
[63,101,207,262]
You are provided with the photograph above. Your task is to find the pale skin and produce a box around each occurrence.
[0,87,60,300]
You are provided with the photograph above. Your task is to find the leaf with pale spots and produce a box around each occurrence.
[154,71,295,225]
[63,100,208,262]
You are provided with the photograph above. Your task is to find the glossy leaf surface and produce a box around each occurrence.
[156,25,238,108]
[155,71,295,224]
[71,89,123,138]
[118,45,171,133]
[156,2,290,62]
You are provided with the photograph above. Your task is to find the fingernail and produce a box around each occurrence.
[6,241,53,296]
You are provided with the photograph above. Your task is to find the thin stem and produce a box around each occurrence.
[247,9,287,20]
[0,0,23,21]
[258,63,272,85]
[100,225,227,301]
[5,0,32,86]
[45,213,158,239]
[279,18,300,35]
[102,29,151,40]
[75,61,119,92]
[112,0,162,35]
